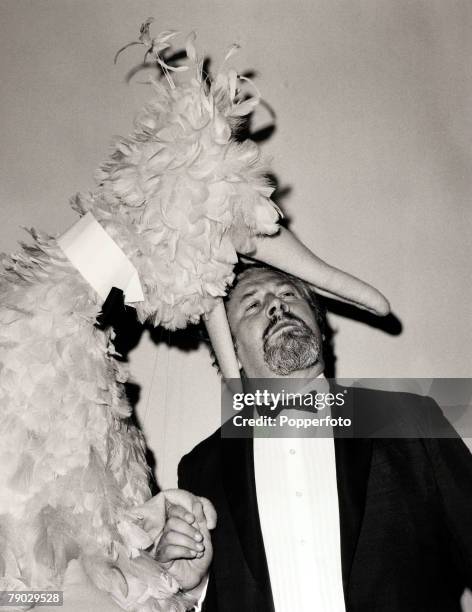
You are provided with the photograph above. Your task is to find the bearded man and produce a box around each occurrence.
[157,265,472,612]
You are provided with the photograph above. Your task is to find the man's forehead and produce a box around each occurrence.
[229,269,293,302]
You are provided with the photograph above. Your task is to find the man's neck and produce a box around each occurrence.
[243,369,326,397]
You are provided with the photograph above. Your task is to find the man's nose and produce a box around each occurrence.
[266,296,289,318]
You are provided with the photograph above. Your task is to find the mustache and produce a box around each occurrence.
[263,312,305,340]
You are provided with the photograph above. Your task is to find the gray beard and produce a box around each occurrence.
[263,322,321,376]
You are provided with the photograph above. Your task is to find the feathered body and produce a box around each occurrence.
[0,24,280,611]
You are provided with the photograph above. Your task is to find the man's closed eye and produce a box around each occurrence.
[246,301,261,313]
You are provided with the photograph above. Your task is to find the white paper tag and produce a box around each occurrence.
[57,212,144,303]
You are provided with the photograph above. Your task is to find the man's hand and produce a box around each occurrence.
[130,490,216,594]
[155,497,214,593]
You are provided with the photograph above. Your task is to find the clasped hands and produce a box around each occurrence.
[130,489,216,601]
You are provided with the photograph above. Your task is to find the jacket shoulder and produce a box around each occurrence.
[178,427,222,489]
[340,384,455,438]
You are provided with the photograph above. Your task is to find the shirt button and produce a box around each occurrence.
[289,448,296,455]
[295,491,303,498]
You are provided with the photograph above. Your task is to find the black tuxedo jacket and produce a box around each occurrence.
[178,386,472,611]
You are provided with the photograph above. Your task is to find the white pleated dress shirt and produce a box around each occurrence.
[253,378,347,612]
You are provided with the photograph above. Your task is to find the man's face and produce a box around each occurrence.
[226,268,324,378]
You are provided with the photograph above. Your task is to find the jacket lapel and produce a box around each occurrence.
[221,434,274,611]
[329,381,373,596]
[334,435,372,595]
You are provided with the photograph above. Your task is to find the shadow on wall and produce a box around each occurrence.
[323,296,403,336]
